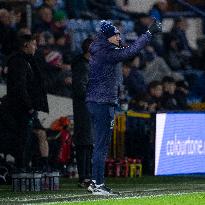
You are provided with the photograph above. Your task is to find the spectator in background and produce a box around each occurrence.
[88,0,130,20]
[140,45,172,84]
[122,61,131,101]
[44,48,72,97]
[33,6,53,33]
[41,0,58,13]
[72,38,93,188]
[34,32,62,95]
[34,30,71,98]
[135,13,152,36]
[53,32,72,78]
[9,8,23,30]
[54,32,66,49]
[122,61,131,80]
[171,17,192,53]
[18,27,32,36]
[66,0,95,19]
[43,31,55,46]
[52,11,72,62]
[164,34,188,71]
[161,76,179,110]
[52,10,67,34]
[32,0,65,11]
[123,55,146,99]
[192,37,205,70]
[54,31,72,65]
[147,81,163,112]
[129,95,148,112]
[0,9,17,55]
[149,0,168,55]
[149,0,168,22]
[175,80,189,110]
[45,49,62,66]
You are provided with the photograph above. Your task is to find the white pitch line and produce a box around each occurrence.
[0,188,167,202]
[18,191,205,205]
[36,191,205,205]
[0,194,94,202]
[117,188,168,193]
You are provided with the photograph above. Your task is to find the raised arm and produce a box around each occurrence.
[108,19,162,63]
[109,32,152,63]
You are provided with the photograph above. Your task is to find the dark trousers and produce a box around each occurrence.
[86,102,115,185]
[12,110,36,169]
[75,145,92,182]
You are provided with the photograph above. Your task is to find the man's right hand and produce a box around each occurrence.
[148,19,162,35]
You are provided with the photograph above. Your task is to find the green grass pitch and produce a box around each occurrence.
[0,176,205,204]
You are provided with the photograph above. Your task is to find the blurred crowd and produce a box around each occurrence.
[0,0,205,111]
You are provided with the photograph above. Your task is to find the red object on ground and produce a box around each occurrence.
[57,130,72,164]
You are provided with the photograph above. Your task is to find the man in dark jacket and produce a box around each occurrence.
[0,9,17,56]
[6,34,49,169]
[72,38,93,188]
[86,20,162,195]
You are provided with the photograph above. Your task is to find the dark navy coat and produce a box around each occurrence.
[72,55,92,145]
[86,32,152,104]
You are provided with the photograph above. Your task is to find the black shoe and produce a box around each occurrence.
[78,180,91,188]
[87,181,96,192]
[92,184,117,196]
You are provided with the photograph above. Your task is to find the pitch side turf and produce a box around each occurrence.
[0,176,205,204]
[42,193,205,205]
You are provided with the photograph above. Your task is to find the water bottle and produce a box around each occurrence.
[12,173,20,192]
[53,172,60,191]
[33,172,42,192]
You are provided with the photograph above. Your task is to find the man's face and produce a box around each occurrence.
[25,40,37,55]
[131,56,140,68]
[168,83,176,95]
[163,82,176,95]
[40,8,52,23]
[150,85,163,98]
[56,37,66,46]
[108,34,121,46]
[0,9,10,25]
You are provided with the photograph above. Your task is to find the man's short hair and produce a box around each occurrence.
[17,34,35,49]
[148,80,161,90]
[162,76,175,84]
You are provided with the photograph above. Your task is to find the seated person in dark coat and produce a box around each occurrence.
[161,76,180,110]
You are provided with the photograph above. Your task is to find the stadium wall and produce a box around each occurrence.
[0,84,73,128]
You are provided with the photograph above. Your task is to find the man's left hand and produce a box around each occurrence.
[148,18,162,35]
